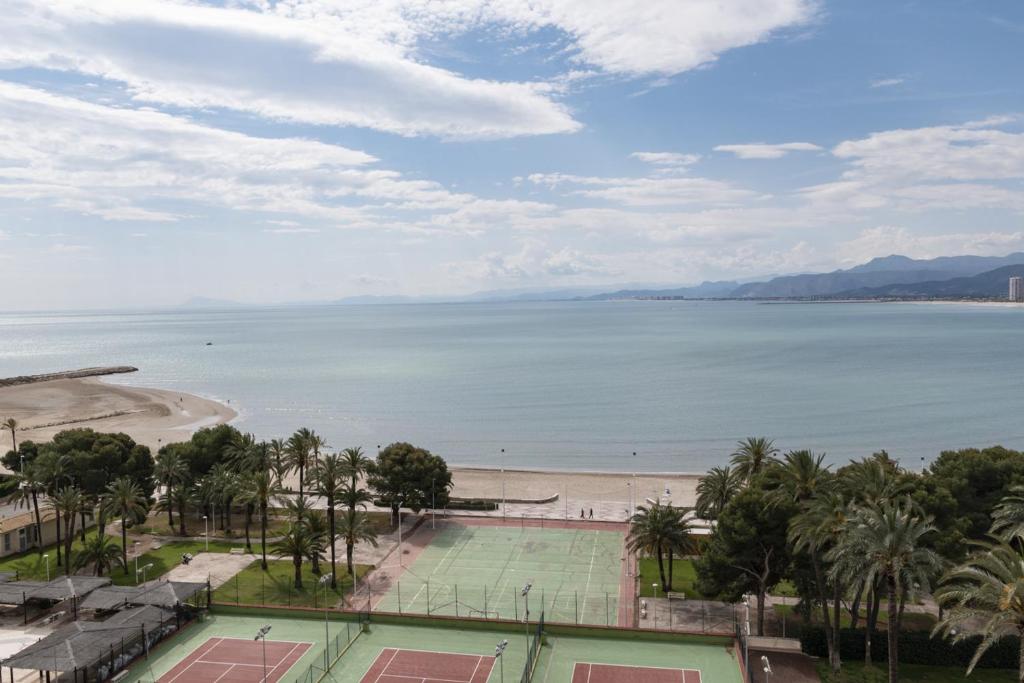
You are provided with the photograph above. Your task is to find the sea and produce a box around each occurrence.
[1,300,1023,473]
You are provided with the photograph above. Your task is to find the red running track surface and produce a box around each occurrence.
[571,662,702,683]
[158,637,312,683]
[359,648,495,683]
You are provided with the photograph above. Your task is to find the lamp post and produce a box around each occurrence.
[743,595,751,678]
[134,541,140,582]
[137,563,153,585]
[521,581,532,636]
[255,625,272,683]
[43,553,49,582]
[319,574,332,669]
[500,448,506,521]
[431,477,436,530]
[761,655,773,680]
[203,515,209,552]
[397,497,404,567]
[494,639,508,683]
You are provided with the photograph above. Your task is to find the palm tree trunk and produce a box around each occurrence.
[244,503,253,553]
[849,578,865,630]
[655,545,667,591]
[166,483,174,528]
[1017,629,1024,683]
[260,503,268,570]
[80,509,87,541]
[55,513,62,566]
[178,497,187,536]
[299,466,304,496]
[811,551,837,671]
[31,490,43,554]
[328,498,337,589]
[832,582,842,673]
[756,588,766,637]
[225,497,233,532]
[64,513,76,576]
[293,554,302,589]
[667,548,674,592]
[886,576,898,683]
[346,542,354,578]
[121,513,129,576]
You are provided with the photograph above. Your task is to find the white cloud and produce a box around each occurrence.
[446,239,616,282]
[527,172,761,206]
[870,77,904,88]
[0,0,580,140]
[263,227,321,234]
[630,152,701,167]
[714,142,823,159]
[49,243,92,253]
[838,226,1024,265]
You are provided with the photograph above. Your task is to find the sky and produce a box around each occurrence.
[1,0,1023,309]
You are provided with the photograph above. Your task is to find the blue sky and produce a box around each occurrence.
[1,0,1023,309]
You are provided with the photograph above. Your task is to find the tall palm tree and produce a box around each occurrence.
[695,466,742,520]
[274,522,314,589]
[244,470,279,569]
[340,447,371,501]
[729,437,779,483]
[39,454,73,566]
[627,503,689,591]
[103,476,148,576]
[13,464,45,554]
[2,417,17,454]
[50,486,84,576]
[309,432,328,470]
[286,429,314,496]
[337,508,378,579]
[828,500,942,683]
[304,511,329,575]
[934,539,1024,680]
[154,449,187,529]
[269,438,289,483]
[315,453,347,588]
[75,527,124,577]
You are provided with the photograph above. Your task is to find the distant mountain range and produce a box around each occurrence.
[838,264,1024,299]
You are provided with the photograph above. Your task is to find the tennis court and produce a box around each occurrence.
[371,519,627,625]
[571,662,702,683]
[359,648,494,683]
[157,637,312,683]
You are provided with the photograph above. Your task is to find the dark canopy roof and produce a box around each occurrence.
[80,580,206,611]
[2,605,174,672]
[0,576,111,605]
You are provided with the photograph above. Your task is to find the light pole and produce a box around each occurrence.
[521,582,532,636]
[43,553,49,582]
[500,448,506,521]
[137,563,153,585]
[203,515,209,552]
[494,639,508,683]
[397,497,404,567]
[431,477,436,530]
[319,574,332,669]
[743,595,751,678]
[255,625,272,683]
[761,655,772,680]
[134,541,140,582]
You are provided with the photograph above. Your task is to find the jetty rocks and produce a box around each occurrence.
[0,366,139,388]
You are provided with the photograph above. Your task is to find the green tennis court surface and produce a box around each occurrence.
[373,522,625,625]
[122,612,742,683]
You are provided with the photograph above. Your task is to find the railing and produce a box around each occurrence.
[290,619,362,683]
[520,611,544,683]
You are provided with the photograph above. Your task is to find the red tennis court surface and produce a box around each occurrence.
[360,648,494,683]
[572,662,702,683]
[158,637,312,683]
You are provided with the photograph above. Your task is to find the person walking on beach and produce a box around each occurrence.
[580,508,584,519]
[588,508,593,519]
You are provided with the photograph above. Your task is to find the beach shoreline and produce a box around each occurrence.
[0,376,237,459]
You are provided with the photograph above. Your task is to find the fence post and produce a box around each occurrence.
[455,585,459,617]
[397,582,402,614]
[574,592,578,624]
[426,579,431,615]
[235,574,239,605]
[261,572,265,606]
[605,593,609,626]
[514,587,518,621]
[668,594,672,630]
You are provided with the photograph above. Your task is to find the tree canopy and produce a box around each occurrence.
[367,442,452,516]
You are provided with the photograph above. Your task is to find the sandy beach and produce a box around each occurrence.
[0,377,237,458]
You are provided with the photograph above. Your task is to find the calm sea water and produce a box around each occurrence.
[1,301,1022,472]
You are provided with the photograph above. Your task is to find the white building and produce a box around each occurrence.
[1011,276,1024,302]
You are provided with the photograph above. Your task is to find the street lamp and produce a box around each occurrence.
[494,639,509,683]
[500,448,506,521]
[203,515,209,552]
[134,541,140,580]
[521,581,532,630]
[136,563,153,585]
[761,655,773,680]
[396,497,405,567]
[254,625,272,683]
[431,477,436,530]
[43,553,49,582]
[319,574,333,669]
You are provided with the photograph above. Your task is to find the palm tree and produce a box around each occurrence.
[309,432,328,470]
[828,500,942,683]
[627,503,690,591]
[50,486,84,576]
[154,450,187,529]
[286,429,314,496]
[13,463,45,554]
[695,466,742,520]
[934,539,1024,680]
[3,417,17,454]
[38,454,73,566]
[75,527,124,577]
[304,511,329,575]
[103,476,148,577]
[990,485,1024,542]
[269,438,289,484]
[244,470,279,570]
[315,453,347,588]
[730,437,779,483]
[337,508,378,579]
[340,447,371,500]
[274,522,314,589]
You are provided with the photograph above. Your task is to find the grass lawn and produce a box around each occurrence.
[775,604,937,632]
[636,557,797,599]
[129,513,293,540]
[210,559,371,608]
[817,661,1017,682]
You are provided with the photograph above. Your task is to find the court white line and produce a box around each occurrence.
[579,530,599,620]
[210,664,236,683]
[262,642,306,682]
[372,648,401,683]
[161,638,224,683]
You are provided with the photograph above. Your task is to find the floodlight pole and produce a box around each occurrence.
[255,625,272,683]
[43,554,49,582]
[397,497,404,567]
[431,477,435,530]
[203,515,209,552]
[521,582,532,638]
[494,639,508,683]
[319,574,332,669]
[500,448,506,521]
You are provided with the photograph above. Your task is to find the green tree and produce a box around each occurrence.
[304,510,329,575]
[696,485,794,635]
[337,508,378,579]
[274,522,315,589]
[12,462,45,554]
[74,522,124,577]
[154,447,188,529]
[729,437,779,483]
[241,470,279,570]
[50,486,84,576]
[2,439,39,473]
[626,502,694,591]
[3,418,17,455]
[103,476,148,576]
[695,466,742,520]
[315,453,347,588]
[828,500,942,683]
[367,442,451,523]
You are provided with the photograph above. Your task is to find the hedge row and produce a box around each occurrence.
[800,626,1019,670]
